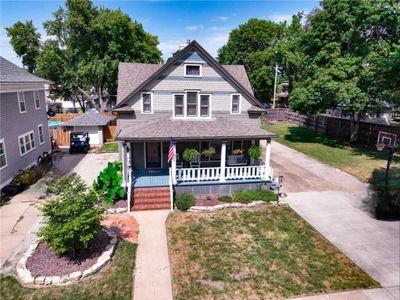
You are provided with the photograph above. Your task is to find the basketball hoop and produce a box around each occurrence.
[376,143,386,152]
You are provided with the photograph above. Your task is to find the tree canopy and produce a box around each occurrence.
[6,0,162,111]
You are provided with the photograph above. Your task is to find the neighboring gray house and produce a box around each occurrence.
[114,41,277,210]
[62,110,113,146]
[0,57,51,188]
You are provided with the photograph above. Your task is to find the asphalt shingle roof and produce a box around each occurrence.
[0,56,51,83]
[116,117,277,141]
[62,111,113,126]
[117,63,254,103]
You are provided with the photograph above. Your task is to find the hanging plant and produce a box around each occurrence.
[201,147,216,159]
[182,148,200,162]
[247,145,262,160]
[232,148,243,155]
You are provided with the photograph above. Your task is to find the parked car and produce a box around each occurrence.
[69,132,90,153]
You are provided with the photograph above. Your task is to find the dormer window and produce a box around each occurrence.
[231,94,241,114]
[185,64,202,77]
[141,92,153,114]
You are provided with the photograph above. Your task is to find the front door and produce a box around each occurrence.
[146,142,161,168]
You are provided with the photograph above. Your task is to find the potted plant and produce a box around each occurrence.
[182,148,200,166]
[201,147,216,160]
[247,145,262,165]
[232,148,243,155]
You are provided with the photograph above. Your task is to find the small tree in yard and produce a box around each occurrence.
[93,161,126,205]
[38,182,104,257]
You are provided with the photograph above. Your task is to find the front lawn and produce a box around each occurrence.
[168,207,378,299]
[262,122,399,181]
[0,241,136,300]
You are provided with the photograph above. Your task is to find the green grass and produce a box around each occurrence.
[99,142,118,153]
[168,207,379,300]
[262,122,400,181]
[0,241,137,300]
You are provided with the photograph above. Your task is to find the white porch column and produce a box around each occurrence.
[121,142,127,187]
[127,142,132,212]
[220,141,227,182]
[172,142,177,184]
[264,139,271,180]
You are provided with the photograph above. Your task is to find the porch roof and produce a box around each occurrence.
[116,117,277,141]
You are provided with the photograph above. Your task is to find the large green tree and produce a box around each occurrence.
[6,0,162,111]
[5,21,41,73]
[290,0,400,142]
[218,17,303,103]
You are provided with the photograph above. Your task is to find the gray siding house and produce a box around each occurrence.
[114,41,277,210]
[0,57,51,188]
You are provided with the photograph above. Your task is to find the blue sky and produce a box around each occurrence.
[1,0,319,66]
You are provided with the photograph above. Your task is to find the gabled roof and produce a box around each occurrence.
[0,56,51,83]
[62,111,113,127]
[115,40,263,109]
[116,117,277,141]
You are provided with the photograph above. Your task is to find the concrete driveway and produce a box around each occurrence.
[0,151,118,269]
[271,142,400,294]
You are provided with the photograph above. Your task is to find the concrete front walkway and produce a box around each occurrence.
[132,210,173,300]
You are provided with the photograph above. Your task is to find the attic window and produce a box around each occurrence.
[141,92,153,114]
[185,64,201,77]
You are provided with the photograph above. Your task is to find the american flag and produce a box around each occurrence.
[168,138,174,164]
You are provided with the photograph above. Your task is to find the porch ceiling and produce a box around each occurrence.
[116,117,278,141]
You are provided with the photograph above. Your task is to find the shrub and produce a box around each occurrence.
[218,195,233,203]
[46,174,86,195]
[232,189,277,204]
[38,179,104,257]
[247,145,262,160]
[93,161,126,205]
[201,147,216,160]
[11,167,41,188]
[182,148,199,162]
[175,193,195,211]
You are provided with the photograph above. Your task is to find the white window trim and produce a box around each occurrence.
[173,93,185,118]
[230,94,241,115]
[38,124,45,145]
[17,92,27,114]
[186,91,199,118]
[0,138,8,171]
[34,90,41,110]
[141,92,153,114]
[18,130,36,157]
[199,94,212,118]
[184,64,202,77]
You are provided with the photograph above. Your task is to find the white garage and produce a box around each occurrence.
[63,111,113,146]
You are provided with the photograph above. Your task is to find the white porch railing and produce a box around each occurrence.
[176,166,273,183]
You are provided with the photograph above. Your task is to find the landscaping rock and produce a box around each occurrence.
[69,271,82,281]
[51,276,61,284]
[34,276,45,285]
[44,277,52,285]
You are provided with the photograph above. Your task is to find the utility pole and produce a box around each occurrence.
[272,64,278,109]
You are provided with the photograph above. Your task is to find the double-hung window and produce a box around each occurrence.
[231,94,241,114]
[186,92,198,117]
[200,95,210,117]
[34,91,41,109]
[38,124,45,144]
[141,92,153,114]
[18,92,26,113]
[19,131,35,156]
[0,139,7,170]
[174,94,184,117]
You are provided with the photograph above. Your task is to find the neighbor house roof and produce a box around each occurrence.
[0,56,51,83]
[115,40,263,109]
[116,117,277,141]
[62,111,113,127]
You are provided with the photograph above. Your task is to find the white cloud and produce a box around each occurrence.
[267,13,293,24]
[185,24,204,32]
[215,16,229,21]
[199,31,229,58]
[209,26,229,32]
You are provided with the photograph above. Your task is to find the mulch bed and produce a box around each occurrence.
[102,214,138,244]
[26,231,111,277]
[101,199,127,209]
[195,196,224,207]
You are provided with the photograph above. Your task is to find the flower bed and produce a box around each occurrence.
[17,229,117,286]
[195,195,224,207]
[102,199,128,214]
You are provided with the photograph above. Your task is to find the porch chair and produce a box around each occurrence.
[190,155,201,168]
[227,155,248,166]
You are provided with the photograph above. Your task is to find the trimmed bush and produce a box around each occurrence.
[93,161,126,205]
[218,195,233,203]
[46,174,86,195]
[232,189,277,204]
[38,178,104,257]
[175,193,195,211]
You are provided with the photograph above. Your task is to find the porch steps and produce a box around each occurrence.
[132,187,170,211]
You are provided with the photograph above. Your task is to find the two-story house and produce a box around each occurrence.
[0,57,52,188]
[114,41,277,210]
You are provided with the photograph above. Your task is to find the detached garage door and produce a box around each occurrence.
[74,126,103,145]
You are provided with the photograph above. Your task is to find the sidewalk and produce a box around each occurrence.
[290,287,400,300]
[132,210,173,300]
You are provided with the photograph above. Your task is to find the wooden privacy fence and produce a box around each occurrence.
[264,109,400,147]
[49,112,118,146]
